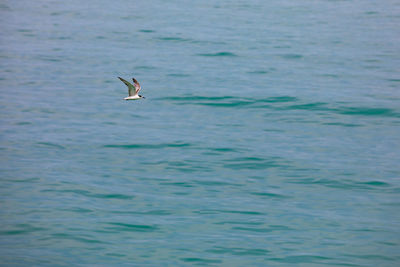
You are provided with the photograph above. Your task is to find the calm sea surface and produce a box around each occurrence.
[1,1,400,266]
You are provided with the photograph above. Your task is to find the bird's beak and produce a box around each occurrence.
[142,96,146,99]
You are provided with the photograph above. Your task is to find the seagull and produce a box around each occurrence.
[118,77,145,100]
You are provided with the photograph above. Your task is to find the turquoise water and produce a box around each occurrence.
[1,0,400,266]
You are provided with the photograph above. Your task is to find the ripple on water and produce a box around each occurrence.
[104,222,158,232]
[41,189,135,200]
[160,95,298,108]
[161,96,400,120]
[223,156,289,170]
[138,29,155,33]
[247,70,270,74]
[250,191,291,199]
[181,257,222,264]
[231,225,292,233]
[0,224,45,235]
[336,107,399,117]
[281,102,330,111]
[109,210,172,216]
[167,73,191,77]
[279,53,303,59]
[207,147,240,153]
[196,52,238,57]
[37,142,65,149]
[156,36,192,42]
[206,247,270,256]
[289,178,393,191]
[194,209,265,215]
[50,233,108,244]
[269,255,332,264]
[103,142,192,149]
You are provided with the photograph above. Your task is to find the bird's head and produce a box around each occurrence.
[139,95,145,99]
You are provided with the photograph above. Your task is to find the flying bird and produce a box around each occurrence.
[118,77,145,100]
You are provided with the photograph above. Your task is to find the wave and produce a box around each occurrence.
[336,107,399,117]
[167,73,191,77]
[269,255,332,264]
[104,222,158,232]
[232,224,293,233]
[181,258,222,264]
[104,142,192,149]
[196,52,238,57]
[160,95,399,118]
[0,224,45,235]
[157,36,191,42]
[250,192,290,199]
[194,209,265,215]
[206,247,270,256]
[289,178,393,191]
[138,29,155,33]
[279,53,303,59]
[160,95,297,108]
[37,142,65,149]
[41,189,135,200]
[223,156,289,170]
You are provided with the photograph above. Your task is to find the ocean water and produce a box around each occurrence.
[1,0,400,266]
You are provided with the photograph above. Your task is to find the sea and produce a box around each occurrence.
[1,0,399,266]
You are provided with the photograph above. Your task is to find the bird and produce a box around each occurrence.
[118,77,145,100]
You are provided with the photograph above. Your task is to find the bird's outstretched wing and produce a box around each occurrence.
[132,78,141,94]
[118,77,135,96]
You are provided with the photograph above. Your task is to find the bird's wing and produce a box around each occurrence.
[118,77,135,96]
[132,78,141,94]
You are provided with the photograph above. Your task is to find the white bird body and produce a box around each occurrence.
[124,95,141,100]
[118,77,145,100]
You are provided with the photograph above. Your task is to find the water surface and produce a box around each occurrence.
[1,0,400,266]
